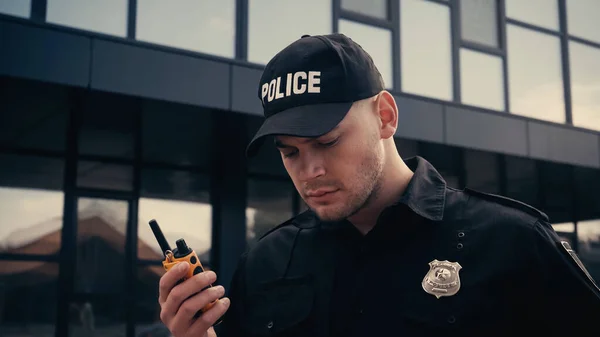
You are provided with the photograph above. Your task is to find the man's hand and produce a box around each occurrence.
[159,262,230,337]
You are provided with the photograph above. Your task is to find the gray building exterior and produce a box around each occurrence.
[0,1,599,336]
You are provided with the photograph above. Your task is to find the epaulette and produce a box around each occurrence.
[464,188,549,222]
[257,210,318,242]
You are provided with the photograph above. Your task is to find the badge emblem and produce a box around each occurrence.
[422,259,462,299]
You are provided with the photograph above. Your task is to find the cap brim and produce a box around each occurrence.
[246,101,354,158]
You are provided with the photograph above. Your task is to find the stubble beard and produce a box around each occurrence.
[312,146,384,222]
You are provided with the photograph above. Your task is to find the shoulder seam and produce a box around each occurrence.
[464,187,549,222]
[257,216,296,242]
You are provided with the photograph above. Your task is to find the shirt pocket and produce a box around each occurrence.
[243,275,315,337]
[396,283,506,335]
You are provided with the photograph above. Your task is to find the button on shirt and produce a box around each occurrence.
[328,202,437,336]
[217,156,600,337]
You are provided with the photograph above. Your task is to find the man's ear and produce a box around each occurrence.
[376,91,398,139]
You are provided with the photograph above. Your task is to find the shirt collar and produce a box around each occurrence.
[394,156,447,221]
[296,156,448,230]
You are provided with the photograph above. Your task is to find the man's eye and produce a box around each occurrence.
[320,138,339,147]
[283,150,298,158]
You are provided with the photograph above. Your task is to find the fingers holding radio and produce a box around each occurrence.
[170,285,226,331]
[160,269,218,326]
[159,261,190,305]
[188,297,231,336]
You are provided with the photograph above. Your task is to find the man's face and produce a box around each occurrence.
[275,100,384,222]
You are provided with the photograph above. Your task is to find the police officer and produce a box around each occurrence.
[157,33,600,337]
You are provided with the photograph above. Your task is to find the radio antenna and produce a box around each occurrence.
[149,219,171,256]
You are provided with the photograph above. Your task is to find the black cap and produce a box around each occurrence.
[246,33,384,157]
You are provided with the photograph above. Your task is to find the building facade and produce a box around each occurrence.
[0,1,599,336]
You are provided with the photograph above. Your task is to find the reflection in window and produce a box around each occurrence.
[0,77,69,153]
[0,154,64,191]
[138,198,212,262]
[135,266,171,336]
[77,161,133,192]
[538,161,572,212]
[460,48,504,111]
[46,0,128,37]
[68,295,126,337]
[577,219,600,284]
[464,149,499,194]
[569,41,600,132]
[75,198,128,294]
[0,261,59,336]
[248,0,332,64]
[246,179,294,248]
[504,155,540,208]
[0,188,64,255]
[341,0,387,19]
[567,0,600,44]
[400,0,452,101]
[460,0,499,48]
[136,0,235,58]
[0,0,30,18]
[573,166,600,221]
[552,222,575,233]
[78,91,137,159]
[506,25,565,123]
[418,142,462,189]
[0,154,65,256]
[139,169,211,263]
[505,0,558,31]
[142,100,213,168]
[338,19,393,89]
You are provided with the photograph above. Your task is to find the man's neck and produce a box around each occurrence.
[348,158,414,235]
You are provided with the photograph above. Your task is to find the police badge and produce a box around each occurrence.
[422,259,462,299]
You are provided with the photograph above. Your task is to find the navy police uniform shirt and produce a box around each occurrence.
[217,156,600,337]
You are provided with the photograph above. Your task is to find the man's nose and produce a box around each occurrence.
[299,152,326,181]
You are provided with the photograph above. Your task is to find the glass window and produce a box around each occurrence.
[504,155,540,209]
[246,179,294,248]
[341,0,387,19]
[552,222,575,233]
[574,166,600,221]
[418,142,463,189]
[569,42,600,132]
[0,154,64,255]
[134,265,171,336]
[78,91,137,159]
[506,25,565,123]
[77,161,133,191]
[138,168,211,263]
[567,0,600,43]
[338,19,393,89]
[136,0,235,58]
[46,0,128,37]
[400,0,453,101]
[0,187,64,255]
[0,261,59,336]
[68,295,126,336]
[460,0,499,48]
[248,0,332,64]
[505,0,559,31]
[464,149,500,194]
[0,0,30,18]
[460,48,504,110]
[394,138,420,159]
[538,161,572,213]
[75,197,128,293]
[0,77,69,153]
[577,219,600,284]
[142,100,213,168]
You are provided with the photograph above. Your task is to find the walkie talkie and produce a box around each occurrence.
[149,219,217,313]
